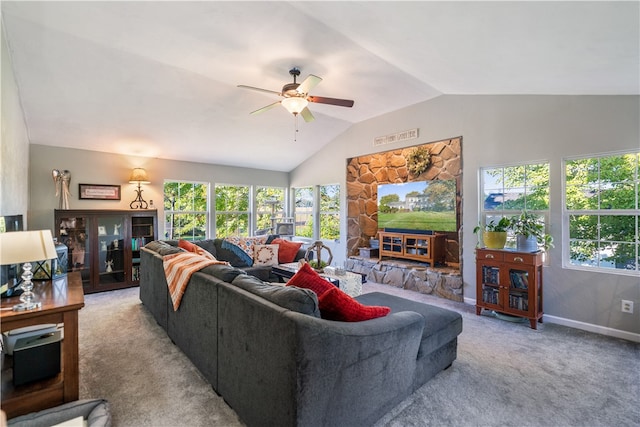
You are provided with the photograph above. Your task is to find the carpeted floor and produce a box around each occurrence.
[78,283,640,427]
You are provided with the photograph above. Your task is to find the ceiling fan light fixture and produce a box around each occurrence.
[281,97,308,115]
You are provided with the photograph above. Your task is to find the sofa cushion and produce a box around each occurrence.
[271,238,303,263]
[200,263,247,283]
[287,263,390,321]
[144,240,184,256]
[178,239,217,260]
[253,244,279,266]
[194,239,218,258]
[231,274,320,317]
[355,292,463,355]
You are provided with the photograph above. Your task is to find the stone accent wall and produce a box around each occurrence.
[346,257,463,302]
[346,137,463,261]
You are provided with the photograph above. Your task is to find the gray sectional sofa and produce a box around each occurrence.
[139,240,463,427]
[162,235,307,281]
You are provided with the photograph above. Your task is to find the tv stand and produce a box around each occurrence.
[378,231,445,266]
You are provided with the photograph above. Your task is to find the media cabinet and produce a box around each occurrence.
[378,231,445,266]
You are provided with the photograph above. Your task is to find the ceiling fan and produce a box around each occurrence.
[238,68,355,123]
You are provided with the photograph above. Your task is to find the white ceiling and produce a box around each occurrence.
[2,1,638,172]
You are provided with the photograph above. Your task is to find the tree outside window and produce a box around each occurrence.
[163,181,208,241]
[320,184,340,240]
[215,184,250,238]
[565,152,639,274]
[480,162,550,248]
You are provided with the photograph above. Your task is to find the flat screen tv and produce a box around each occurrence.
[377,180,457,232]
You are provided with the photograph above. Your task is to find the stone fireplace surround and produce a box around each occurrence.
[346,136,463,301]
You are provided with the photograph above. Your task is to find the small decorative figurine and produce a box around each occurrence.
[113,223,121,235]
[105,259,113,273]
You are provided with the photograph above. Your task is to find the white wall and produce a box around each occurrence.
[1,25,29,221]
[29,145,289,238]
[290,95,640,339]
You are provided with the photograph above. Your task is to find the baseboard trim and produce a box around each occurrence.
[464,298,640,343]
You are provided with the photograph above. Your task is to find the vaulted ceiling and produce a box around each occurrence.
[2,1,638,172]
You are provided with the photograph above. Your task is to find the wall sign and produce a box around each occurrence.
[373,128,418,146]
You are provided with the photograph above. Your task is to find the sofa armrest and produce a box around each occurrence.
[8,399,111,427]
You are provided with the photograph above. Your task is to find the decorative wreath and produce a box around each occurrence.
[406,146,431,176]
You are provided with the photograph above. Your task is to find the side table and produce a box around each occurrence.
[321,271,363,297]
[272,263,362,296]
[1,272,85,418]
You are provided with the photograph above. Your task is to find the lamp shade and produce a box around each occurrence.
[281,97,308,115]
[129,168,150,184]
[0,230,58,265]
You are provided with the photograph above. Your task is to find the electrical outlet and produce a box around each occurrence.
[621,300,634,314]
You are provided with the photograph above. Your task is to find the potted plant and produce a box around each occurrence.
[508,211,554,252]
[473,217,510,249]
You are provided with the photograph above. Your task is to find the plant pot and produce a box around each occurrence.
[483,231,507,249]
[516,234,538,252]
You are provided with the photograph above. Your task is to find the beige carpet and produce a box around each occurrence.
[78,283,640,427]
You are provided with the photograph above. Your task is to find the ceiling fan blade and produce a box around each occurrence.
[300,107,315,123]
[238,85,281,96]
[296,74,322,95]
[250,101,281,115]
[308,95,354,108]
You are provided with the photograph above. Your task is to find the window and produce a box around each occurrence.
[564,151,639,274]
[294,187,314,238]
[480,162,550,248]
[255,187,285,235]
[215,184,250,238]
[319,184,340,240]
[164,181,209,241]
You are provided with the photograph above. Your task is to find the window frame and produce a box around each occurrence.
[163,180,210,241]
[319,184,340,241]
[479,161,551,250]
[563,150,639,276]
[254,186,287,235]
[214,183,251,238]
[293,186,314,238]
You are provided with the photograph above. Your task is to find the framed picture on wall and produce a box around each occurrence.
[79,184,121,200]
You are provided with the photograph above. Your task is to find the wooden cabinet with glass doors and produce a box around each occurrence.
[55,209,157,293]
[475,248,543,329]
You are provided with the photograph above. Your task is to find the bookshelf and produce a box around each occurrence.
[475,248,543,329]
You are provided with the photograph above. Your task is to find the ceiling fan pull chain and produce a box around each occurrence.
[294,114,299,142]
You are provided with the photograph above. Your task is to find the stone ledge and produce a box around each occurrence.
[346,256,463,302]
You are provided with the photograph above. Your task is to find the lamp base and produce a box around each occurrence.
[13,301,42,312]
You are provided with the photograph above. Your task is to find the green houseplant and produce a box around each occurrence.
[473,217,510,249]
[509,211,554,252]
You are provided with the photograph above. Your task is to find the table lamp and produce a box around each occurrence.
[0,229,58,311]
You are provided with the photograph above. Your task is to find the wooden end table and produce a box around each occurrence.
[1,272,85,418]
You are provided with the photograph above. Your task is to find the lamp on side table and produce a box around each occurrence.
[0,230,58,311]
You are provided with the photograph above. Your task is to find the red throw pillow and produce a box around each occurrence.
[287,263,390,322]
[272,238,303,264]
[318,287,391,322]
[286,263,334,296]
[178,239,198,252]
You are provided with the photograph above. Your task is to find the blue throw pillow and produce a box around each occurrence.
[221,239,254,266]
